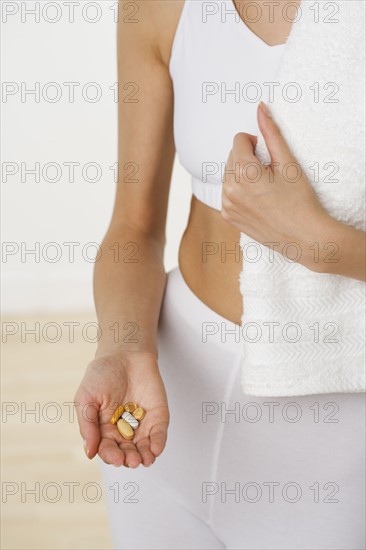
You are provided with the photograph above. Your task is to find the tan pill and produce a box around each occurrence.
[117,418,134,441]
[132,407,146,421]
[124,402,138,413]
[110,405,125,425]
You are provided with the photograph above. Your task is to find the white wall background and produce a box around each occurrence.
[1,1,191,314]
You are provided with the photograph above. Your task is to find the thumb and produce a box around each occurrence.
[257,101,294,167]
[74,394,101,459]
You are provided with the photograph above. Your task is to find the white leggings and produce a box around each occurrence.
[99,266,365,550]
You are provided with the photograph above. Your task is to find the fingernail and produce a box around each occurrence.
[259,101,271,118]
[83,439,89,458]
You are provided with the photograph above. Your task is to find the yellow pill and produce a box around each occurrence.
[117,418,134,440]
[133,407,146,421]
[124,402,138,413]
[110,405,125,425]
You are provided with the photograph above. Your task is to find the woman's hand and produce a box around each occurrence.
[221,101,333,270]
[74,351,169,468]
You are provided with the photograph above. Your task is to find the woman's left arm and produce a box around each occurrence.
[221,102,366,282]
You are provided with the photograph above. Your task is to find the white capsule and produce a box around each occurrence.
[122,411,139,430]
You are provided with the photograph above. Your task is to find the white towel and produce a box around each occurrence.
[239,0,366,396]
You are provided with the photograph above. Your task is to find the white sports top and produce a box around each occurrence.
[169,0,286,210]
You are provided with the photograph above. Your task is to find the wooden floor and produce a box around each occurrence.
[1,314,113,549]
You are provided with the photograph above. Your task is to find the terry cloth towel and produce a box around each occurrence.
[239,0,366,396]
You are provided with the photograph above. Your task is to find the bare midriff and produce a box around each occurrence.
[178,196,243,325]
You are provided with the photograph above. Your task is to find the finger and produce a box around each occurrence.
[232,132,259,161]
[74,397,100,459]
[231,133,263,184]
[98,437,125,467]
[118,439,142,469]
[226,148,234,170]
[136,436,155,467]
[150,421,168,457]
[257,102,294,166]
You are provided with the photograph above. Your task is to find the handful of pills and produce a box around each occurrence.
[110,402,146,440]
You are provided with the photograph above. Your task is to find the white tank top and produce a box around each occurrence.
[169,0,287,210]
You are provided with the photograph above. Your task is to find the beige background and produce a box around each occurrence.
[2,314,113,548]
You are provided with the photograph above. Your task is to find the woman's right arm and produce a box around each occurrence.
[74,0,180,468]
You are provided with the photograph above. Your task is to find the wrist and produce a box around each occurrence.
[95,327,158,362]
[95,345,158,364]
[299,212,341,273]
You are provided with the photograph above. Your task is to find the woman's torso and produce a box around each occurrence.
[162,0,300,324]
